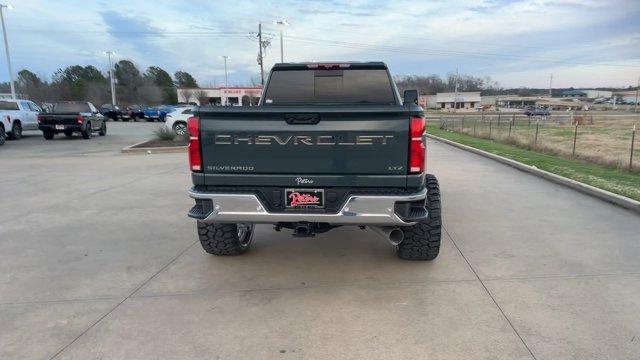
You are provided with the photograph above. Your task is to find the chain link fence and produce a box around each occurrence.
[430,113,639,172]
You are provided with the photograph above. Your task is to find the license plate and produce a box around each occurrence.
[55,125,65,130]
[285,189,324,209]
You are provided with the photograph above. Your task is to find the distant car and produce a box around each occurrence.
[38,101,106,139]
[158,105,175,112]
[142,106,171,122]
[0,99,41,140]
[100,104,123,121]
[607,98,623,105]
[524,107,550,116]
[0,118,5,145]
[125,105,145,121]
[164,106,195,136]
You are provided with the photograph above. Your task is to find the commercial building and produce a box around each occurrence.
[561,90,587,98]
[561,90,613,99]
[0,93,24,100]
[177,87,262,106]
[493,95,548,108]
[435,92,481,110]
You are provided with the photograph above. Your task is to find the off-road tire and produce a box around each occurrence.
[43,130,54,140]
[8,121,21,140]
[197,222,254,256]
[98,122,107,136]
[0,127,5,145]
[397,174,442,260]
[81,122,92,139]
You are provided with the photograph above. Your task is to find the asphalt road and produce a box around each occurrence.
[1,122,639,359]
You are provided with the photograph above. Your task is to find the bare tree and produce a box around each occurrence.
[193,89,208,105]
[181,89,194,103]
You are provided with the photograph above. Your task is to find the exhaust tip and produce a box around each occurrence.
[388,228,404,246]
[370,226,404,246]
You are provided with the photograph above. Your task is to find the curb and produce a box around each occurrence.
[426,134,640,215]
[121,140,187,154]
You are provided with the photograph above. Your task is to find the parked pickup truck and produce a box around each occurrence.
[0,99,42,140]
[187,62,441,260]
[38,101,107,139]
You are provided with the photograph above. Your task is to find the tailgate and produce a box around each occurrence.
[41,113,79,125]
[198,106,417,186]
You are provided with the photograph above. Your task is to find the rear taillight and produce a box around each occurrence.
[187,116,202,172]
[409,116,426,173]
[37,115,43,124]
[76,114,84,124]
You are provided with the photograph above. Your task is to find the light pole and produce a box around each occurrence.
[219,55,229,106]
[274,20,289,63]
[104,51,116,107]
[0,4,15,99]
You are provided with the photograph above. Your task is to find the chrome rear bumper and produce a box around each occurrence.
[188,188,427,225]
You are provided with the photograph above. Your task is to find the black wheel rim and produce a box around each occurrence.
[175,123,187,136]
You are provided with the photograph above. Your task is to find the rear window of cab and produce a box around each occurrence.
[0,101,19,110]
[264,69,396,105]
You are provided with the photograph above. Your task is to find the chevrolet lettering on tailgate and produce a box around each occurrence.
[212,134,394,146]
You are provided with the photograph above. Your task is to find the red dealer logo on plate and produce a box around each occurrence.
[288,192,320,206]
[285,189,324,208]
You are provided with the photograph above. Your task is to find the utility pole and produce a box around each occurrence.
[258,23,264,85]
[453,67,459,113]
[0,4,15,99]
[549,73,553,97]
[220,55,229,106]
[104,51,116,107]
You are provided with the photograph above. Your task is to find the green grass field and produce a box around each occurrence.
[427,123,640,201]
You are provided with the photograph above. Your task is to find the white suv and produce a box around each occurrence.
[0,99,41,140]
[164,106,195,136]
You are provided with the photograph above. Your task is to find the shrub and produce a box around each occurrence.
[153,125,177,141]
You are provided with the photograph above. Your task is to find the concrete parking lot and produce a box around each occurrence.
[1,122,639,359]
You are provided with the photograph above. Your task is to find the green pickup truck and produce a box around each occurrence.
[187,62,441,260]
[38,101,107,140]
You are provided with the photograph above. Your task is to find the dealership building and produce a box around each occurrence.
[177,87,262,106]
[435,92,481,110]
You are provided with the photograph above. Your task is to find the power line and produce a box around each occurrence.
[283,35,640,69]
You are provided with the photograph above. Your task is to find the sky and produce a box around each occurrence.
[1,0,639,89]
